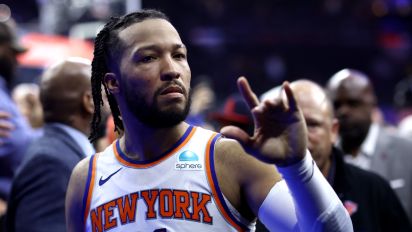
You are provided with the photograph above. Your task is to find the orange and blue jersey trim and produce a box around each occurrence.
[205,133,248,232]
[82,153,99,227]
[113,125,196,168]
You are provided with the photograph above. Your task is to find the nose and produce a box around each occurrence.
[161,57,181,81]
[335,103,351,119]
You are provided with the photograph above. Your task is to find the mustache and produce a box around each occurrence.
[156,81,188,96]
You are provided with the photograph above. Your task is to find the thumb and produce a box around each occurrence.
[220,125,251,146]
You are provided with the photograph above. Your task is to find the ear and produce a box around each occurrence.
[83,90,94,114]
[330,118,340,144]
[104,73,120,94]
[24,93,37,109]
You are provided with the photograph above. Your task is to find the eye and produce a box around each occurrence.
[306,119,322,129]
[139,56,156,63]
[173,52,187,60]
[347,99,362,107]
[307,122,319,128]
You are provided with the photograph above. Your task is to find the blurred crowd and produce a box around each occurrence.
[1,1,412,231]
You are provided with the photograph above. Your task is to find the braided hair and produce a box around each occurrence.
[89,9,169,142]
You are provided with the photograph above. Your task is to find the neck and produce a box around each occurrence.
[341,139,362,157]
[119,119,190,162]
[67,115,91,136]
[349,148,360,157]
[321,158,332,178]
[341,123,371,157]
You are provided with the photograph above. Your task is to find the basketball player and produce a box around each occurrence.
[66,9,352,232]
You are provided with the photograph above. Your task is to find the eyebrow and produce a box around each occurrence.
[135,44,186,53]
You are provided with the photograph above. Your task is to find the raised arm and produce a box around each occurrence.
[220,77,353,231]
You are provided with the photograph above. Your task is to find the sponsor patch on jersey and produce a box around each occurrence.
[175,150,203,171]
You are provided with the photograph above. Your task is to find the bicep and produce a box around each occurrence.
[215,138,282,216]
[66,157,90,232]
[243,163,282,216]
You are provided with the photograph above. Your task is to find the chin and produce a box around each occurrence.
[138,106,190,129]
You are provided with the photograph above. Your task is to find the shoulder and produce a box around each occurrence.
[28,126,84,158]
[17,151,68,174]
[381,128,412,149]
[66,154,94,206]
[214,138,274,179]
[214,138,246,166]
[69,155,93,190]
[22,137,79,170]
[341,163,403,212]
[344,162,391,190]
[214,137,281,181]
[66,155,94,232]
[28,128,68,151]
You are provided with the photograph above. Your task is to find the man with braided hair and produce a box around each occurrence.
[66,9,352,232]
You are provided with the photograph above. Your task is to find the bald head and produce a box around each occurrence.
[288,79,338,177]
[326,68,376,155]
[40,57,92,125]
[290,80,333,119]
[327,68,376,106]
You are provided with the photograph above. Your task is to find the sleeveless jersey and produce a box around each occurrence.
[83,125,255,232]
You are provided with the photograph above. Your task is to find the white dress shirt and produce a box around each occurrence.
[343,123,380,170]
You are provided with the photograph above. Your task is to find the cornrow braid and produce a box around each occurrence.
[89,9,169,142]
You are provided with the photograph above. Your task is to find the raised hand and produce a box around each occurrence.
[220,77,307,166]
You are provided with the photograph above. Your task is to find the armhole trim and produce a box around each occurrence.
[205,134,248,232]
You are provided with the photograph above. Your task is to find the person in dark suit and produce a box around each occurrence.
[326,69,412,222]
[0,20,38,227]
[262,79,412,231]
[5,57,95,232]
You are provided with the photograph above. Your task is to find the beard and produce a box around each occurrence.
[123,80,191,128]
[339,119,370,153]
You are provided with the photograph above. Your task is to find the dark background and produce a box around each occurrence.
[4,0,412,122]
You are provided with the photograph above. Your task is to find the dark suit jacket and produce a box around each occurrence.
[5,124,85,232]
[256,147,412,232]
[369,127,412,222]
[332,147,412,232]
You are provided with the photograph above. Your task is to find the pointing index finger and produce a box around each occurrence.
[237,76,260,109]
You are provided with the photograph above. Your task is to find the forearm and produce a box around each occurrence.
[258,151,353,232]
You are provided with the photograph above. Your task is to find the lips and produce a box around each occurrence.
[160,85,184,95]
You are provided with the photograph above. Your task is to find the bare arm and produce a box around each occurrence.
[65,157,90,232]
[214,138,281,218]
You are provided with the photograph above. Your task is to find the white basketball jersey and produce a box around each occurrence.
[83,126,255,232]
